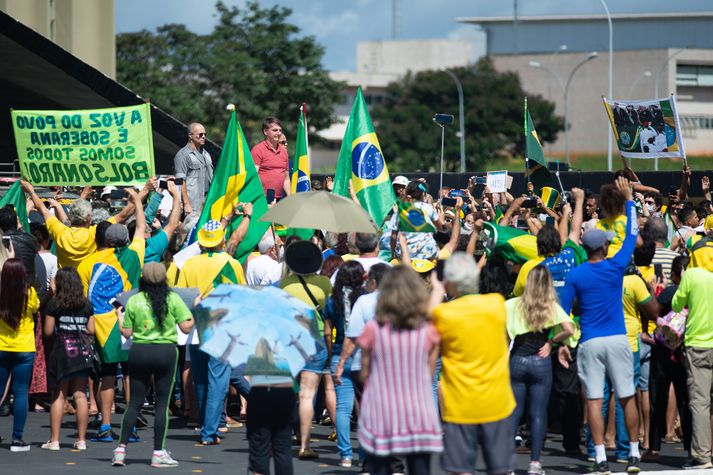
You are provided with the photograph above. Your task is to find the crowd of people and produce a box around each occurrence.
[0,116,712,475]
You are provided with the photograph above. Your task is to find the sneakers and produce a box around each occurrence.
[589,461,610,475]
[625,456,640,473]
[136,415,149,428]
[91,428,116,443]
[112,448,126,467]
[683,459,713,470]
[73,440,87,451]
[128,429,141,443]
[528,461,545,475]
[10,439,30,452]
[340,458,353,468]
[41,440,60,451]
[327,431,337,442]
[151,450,179,468]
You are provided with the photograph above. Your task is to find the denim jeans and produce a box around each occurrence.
[586,350,640,461]
[189,345,231,443]
[330,351,354,459]
[0,351,35,440]
[509,354,552,461]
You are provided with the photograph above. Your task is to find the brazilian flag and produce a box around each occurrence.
[192,108,270,263]
[287,105,314,241]
[333,87,396,226]
[397,200,436,233]
[524,98,554,191]
[483,221,538,265]
[0,181,29,232]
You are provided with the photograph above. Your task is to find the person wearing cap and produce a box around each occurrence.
[392,175,409,199]
[559,177,642,474]
[22,180,138,269]
[278,240,332,460]
[112,262,194,468]
[177,218,246,446]
[75,188,147,444]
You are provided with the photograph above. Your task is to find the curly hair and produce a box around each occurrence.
[518,266,558,333]
[54,267,89,310]
[0,259,29,330]
[376,266,428,330]
[333,261,366,323]
[139,278,170,329]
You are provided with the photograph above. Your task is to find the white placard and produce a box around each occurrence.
[486,170,508,193]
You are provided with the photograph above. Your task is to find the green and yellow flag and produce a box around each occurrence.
[483,221,538,265]
[287,105,314,241]
[0,181,29,232]
[333,87,396,226]
[524,98,553,191]
[398,201,436,233]
[193,109,270,263]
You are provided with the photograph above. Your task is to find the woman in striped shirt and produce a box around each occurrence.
[357,265,442,475]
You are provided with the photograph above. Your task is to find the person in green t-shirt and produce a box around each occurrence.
[112,262,193,468]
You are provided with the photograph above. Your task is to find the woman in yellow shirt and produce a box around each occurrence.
[0,259,41,452]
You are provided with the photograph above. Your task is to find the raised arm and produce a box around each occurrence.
[162,181,183,241]
[611,177,637,269]
[124,188,146,240]
[442,197,462,254]
[21,181,54,223]
[568,187,585,243]
[679,165,691,201]
[225,202,253,256]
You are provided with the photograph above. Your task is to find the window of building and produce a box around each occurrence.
[681,115,713,130]
[676,65,713,87]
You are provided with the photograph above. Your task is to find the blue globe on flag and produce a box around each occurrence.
[352,142,385,180]
[407,209,426,227]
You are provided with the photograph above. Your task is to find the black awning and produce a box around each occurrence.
[0,10,220,176]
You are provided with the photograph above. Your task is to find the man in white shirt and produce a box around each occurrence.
[245,231,282,286]
[331,233,390,284]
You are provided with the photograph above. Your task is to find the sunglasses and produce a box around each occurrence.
[192,132,206,138]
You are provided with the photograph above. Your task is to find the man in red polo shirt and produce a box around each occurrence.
[251,117,291,199]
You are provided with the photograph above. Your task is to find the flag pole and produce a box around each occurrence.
[301,102,310,171]
[524,97,532,196]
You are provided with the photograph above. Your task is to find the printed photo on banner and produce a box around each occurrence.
[11,103,156,186]
[602,96,685,159]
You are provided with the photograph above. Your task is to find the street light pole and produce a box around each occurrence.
[653,46,689,171]
[530,51,598,166]
[443,69,466,173]
[628,70,652,98]
[599,0,613,171]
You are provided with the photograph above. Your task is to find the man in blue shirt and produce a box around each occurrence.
[560,177,641,474]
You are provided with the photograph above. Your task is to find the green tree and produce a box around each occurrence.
[371,58,564,172]
[117,1,343,144]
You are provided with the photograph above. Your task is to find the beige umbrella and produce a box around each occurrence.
[259,191,377,233]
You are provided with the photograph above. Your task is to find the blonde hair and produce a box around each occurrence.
[376,266,429,330]
[518,266,558,333]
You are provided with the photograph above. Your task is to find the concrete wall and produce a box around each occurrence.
[492,48,713,157]
[0,0,115,78]
[356,39,475,75]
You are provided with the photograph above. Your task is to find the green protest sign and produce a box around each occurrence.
[11,104,155,186]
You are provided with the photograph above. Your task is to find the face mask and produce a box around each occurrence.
[463,222,474,231]
[646,203,654,213]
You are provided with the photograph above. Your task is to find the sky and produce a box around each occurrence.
[116,0,710,71]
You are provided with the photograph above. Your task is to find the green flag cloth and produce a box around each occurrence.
[333,87,396,226]
[397,200,436,233]
[212,260,241,288]
[192,110,270,263]
[483,221,538,265]
[0,181,29,232]
[524,99,553,191]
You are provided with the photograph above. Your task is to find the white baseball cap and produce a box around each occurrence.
[392,176,409,187]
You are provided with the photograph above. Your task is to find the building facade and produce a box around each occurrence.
[458,13,713,158]
[0,0,115,78]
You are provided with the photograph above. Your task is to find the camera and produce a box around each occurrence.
[433,113,454,126]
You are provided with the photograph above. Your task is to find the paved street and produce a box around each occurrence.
[0,408,695,474]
